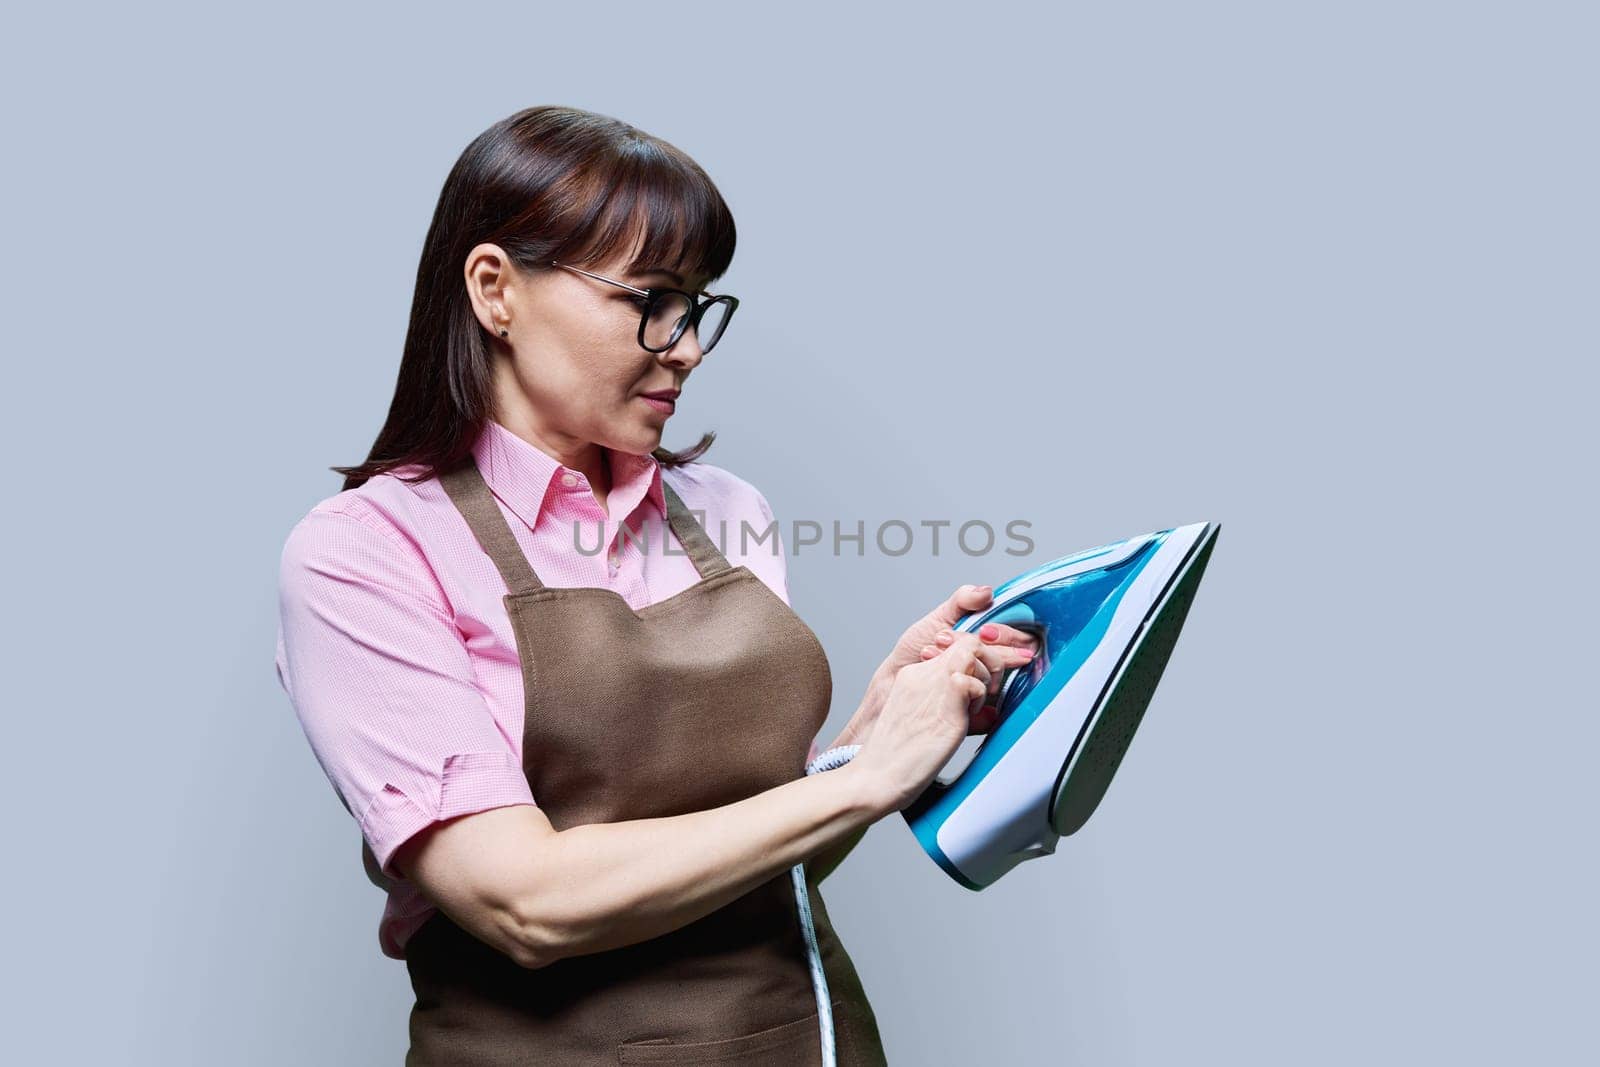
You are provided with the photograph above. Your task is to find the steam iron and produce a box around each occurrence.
[903,520,1221,889]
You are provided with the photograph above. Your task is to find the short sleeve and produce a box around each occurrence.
[275,503,536,879]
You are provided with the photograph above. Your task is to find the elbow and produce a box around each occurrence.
[503,901,567,970]
[492,826,624,970]
[503,892,589,970]
[505,929,555,971]
[485,825,589,969]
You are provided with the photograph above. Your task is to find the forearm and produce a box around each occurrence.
[824,665,894,751]
[523,761,883,965]
[804,666,895,882]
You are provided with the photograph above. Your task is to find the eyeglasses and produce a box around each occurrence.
[551,261,739,355]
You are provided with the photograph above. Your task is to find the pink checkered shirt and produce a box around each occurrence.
[275,419,817,959]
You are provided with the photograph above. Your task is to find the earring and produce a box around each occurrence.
[498,327,508,337]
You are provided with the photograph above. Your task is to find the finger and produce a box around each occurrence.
[936,627,1036,663]
[933,583,994,626]
[960,642,1001,689]
[976,622,1041,653]
[934,627,988,651]
[943,641,989,683]
[951,671,987,703]
[937,631,985,658]
[976,631,1039,670]
[939,635,988,680]
[958,672,988,719]
[974,643,1025,688]
[969,658,992,689]
[974,643,1009,670]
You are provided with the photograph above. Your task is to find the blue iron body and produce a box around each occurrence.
[903,520,1220,889]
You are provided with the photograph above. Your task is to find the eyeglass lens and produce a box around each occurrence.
[643,294,732,353]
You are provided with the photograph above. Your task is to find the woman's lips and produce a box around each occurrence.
[640,395,675,415]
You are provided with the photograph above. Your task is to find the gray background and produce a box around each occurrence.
[4,1,1594,1063]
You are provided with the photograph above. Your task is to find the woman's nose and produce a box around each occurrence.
[659,332,705,368]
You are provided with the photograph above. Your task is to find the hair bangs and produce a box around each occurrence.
[557,142,736,291]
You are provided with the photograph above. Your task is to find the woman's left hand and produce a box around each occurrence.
[884,584,1038,680]
[829,584,1040,749]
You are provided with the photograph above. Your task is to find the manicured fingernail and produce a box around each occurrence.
[977,584,992,594]
[979,623,999,640]
[935,632,953,645]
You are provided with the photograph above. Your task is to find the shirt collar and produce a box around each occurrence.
[469,418,666,531]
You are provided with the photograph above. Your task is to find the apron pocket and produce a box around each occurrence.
[617,1000,843,1064]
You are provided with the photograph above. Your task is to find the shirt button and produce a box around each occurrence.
[560,472,579,487]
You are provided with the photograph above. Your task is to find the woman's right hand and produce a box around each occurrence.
[848,632,996,816]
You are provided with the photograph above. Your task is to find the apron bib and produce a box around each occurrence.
[400,456,889,1065]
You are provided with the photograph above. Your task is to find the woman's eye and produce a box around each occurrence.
[624,295,651,310]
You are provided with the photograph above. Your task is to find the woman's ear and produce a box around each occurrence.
[464,242,515,337]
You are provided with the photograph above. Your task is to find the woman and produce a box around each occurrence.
[275,105,1038,1065]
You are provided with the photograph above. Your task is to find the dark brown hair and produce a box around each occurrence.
[334,105,737,491]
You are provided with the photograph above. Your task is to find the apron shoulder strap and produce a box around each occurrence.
[661,479,735,579]
[438,458,545,595]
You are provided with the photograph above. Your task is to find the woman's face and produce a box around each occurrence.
[465,240,707,460]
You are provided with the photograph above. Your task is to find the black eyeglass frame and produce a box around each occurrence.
[550,260,740,355]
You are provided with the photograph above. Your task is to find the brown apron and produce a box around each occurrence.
[397,456,889,1065]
